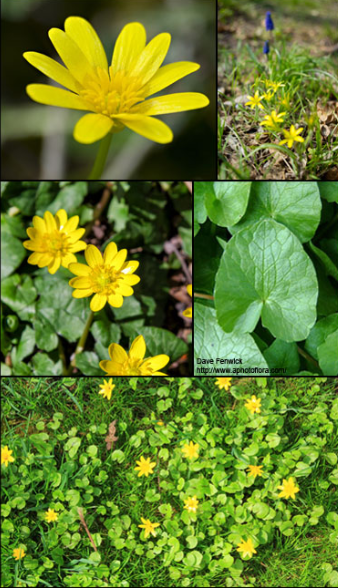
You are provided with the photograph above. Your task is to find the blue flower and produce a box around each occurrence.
[265,11,274,31]
[263,41,270,54]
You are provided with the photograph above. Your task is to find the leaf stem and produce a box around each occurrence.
[297,345,319,368]
[68,311,94,373]
[194,292,214,300]
[88,134,112,179]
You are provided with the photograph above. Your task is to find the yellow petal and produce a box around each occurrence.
[73,113,113,144]
[61,253,77,267]
[108,343,129,364]
[65,17,108,71]
[44,211,57,232]
[55,209,68,229]
[69,241,87,253]
[187,284,192,297]
[48,257,61,274]
[121,260,139,274]
[117,284,134,297]
[69,277,92,288]
[130,33,171,85]
[48,27,93,85]
[90,293,107,312]
[68,263,91,277]
[103,241,118,264]
[111,249,127,271]
[99,359,124,375]
[26,84,89,111]
[72,288,93,298]
[107,293,124,307]
[23,51,79,93]
[85,245,103,268]
[144,354,170,372]
[134,92,209,115]
[28,252,44,264]
[68,228,86,243]
[111,22,146,73]
[129,335,146,360]
[26,227,37,240]
[64,215,79,232]
[123,275,141,286]
[32,215,46,232]
[142,61,200,97]
[113,114,173,144]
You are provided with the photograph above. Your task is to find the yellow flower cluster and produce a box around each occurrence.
[22,210,170,375]
[245,79,305,148]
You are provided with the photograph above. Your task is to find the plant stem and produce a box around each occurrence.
[194,292,214,300]
[68,311,94,373]
[297,345,319,368]
[83,181,114,238]
[88,134,112,179]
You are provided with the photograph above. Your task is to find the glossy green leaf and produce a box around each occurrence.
[194,303,269,374]
[308,241,338,281]
[130,326,188,363]
[305,314,338,360]
[47,182,88,215]
[1,274,37,321]
[194,222,222,295]
[317,330,338,375]
[318,182,338,203]
[215,219,318,342]
[194,182,208,224]
[230,182,321,243]
[75,352,103,375]
[205,181,252,227]
[32,353,63,375]
[1,217,26,279]
[263,339,300,375]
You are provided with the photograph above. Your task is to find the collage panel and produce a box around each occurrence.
[1,376,337,587]
[1,180,192,376]
[217,0,338,180]
[194,181,338,376]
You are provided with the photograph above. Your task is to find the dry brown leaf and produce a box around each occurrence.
[105,420,118,450]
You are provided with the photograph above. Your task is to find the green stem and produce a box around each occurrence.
[88,134,113,179]
[68,311,94,373]
[297,345,319,368]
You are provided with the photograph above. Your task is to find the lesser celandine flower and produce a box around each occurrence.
[99,334,169,376]
[12,548,26,560]
[278,477,299,499]
[247,464,263,478]
[181,441,199,459]
[261,110,286,130]
[184,496,199,513]
[138,518,160,538]
[245,395,261,414]
[245,91,265,110]
[68,243,140,312]
[45,508,58,522]
[215,377,232,391]
[23,18,209,145]
[134,456,156,477]
[182,284,192,318]
[99,378,115,400]
[1,446,15,467]
[279,125,304,148]
[237,538,257,558]
[23,210,86,274]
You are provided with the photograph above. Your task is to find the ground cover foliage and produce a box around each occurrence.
[218,0,338,180]
[1,376,337,587]
[1,180,192,376]
[194,181,338,375]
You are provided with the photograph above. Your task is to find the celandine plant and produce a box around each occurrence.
[24,17,209,178]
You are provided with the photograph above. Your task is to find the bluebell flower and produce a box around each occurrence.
[265,11,274,31]
[263,41,270,54]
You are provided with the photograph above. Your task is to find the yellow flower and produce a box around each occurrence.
[236,538,257,559]
[99,335,169,376]
[138,517,160,538]
[262,90,274,102]
[45,508,58,522]
[23,18,209,145]
[182,441,199,460]
[184,495,199,513]
[134,456,156,477]
[23,209,86,274]
[247,465,263,478]
[1,445,15,467]
[244,395,261,414]
[265,81,285,92]
[261,110,286,130]
[157,420,164,426]
[279,125,304,148]
[183,284,192,318]
[13,548,26,560]
[68,243,140,312]
[280,92,291,108]
[215,377,232,391]
[245,91,265,109]
[277,477,299,499]
[99,378,115,400]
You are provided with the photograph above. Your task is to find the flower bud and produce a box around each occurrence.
[265,11,274,31]
[263,41,270,54]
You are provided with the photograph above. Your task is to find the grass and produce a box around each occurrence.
[1,376,338,587]
[218,5,338,179]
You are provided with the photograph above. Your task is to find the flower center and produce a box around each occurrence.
[80,66,146,117]
[45,231,70,256]
[124,358,144,376]
[90,265,121,295]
